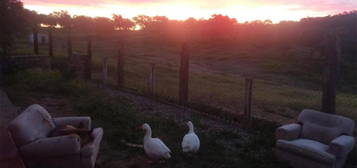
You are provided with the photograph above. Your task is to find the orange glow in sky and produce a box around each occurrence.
[23,0,357,23]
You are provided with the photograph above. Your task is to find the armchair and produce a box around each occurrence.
[275,109,355,168]
[8,104,103,168]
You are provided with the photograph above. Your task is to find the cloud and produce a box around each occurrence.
[22,0,357,22]
[255,0,357,12]
[23,0,357,11]
[23,0,105,7]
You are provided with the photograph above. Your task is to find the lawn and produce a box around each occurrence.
[3,69,290,168]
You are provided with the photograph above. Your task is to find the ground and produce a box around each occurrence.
[3,69,290,168]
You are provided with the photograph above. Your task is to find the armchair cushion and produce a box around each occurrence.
[53,117,91,130]
[277,139,336,164]
[8,104,56,146]
[276,123,301,140]
[20,135,81,159]
[327,135,355,158]
[301,121,340,145]
[298,109,355,145]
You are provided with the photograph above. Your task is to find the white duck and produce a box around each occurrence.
[142,123,171,160]
[181,121,200,153]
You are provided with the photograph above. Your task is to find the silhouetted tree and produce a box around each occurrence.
[93,17,114,38]
[133,15,152,30]
[50,10,72,28]
[0,0,27,55]
[206,14,237,40]
[49,11,73,57]
[113,14,134,31]
[72,15,94,34]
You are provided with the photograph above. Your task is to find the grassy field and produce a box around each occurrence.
[3,69,290,168]
[11,30,357,122]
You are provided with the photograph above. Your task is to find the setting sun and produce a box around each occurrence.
[22,0,357,23]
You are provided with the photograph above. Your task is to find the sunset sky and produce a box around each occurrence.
[23,0,357,23]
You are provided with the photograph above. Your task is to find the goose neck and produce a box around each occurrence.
[144,127,152,141]
[188,122,194,133]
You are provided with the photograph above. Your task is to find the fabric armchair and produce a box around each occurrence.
[8,104,103,168]
[274,109,355,168]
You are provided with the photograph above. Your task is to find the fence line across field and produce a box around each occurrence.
[17,27,354,124]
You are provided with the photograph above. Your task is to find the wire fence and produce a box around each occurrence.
[10,30,357,123]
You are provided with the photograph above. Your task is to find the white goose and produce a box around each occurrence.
[181,121,200,153]
[142,123,171,160]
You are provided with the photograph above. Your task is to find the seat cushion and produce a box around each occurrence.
[276,139,336,164]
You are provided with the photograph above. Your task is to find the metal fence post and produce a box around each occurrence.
[244,78,253,120]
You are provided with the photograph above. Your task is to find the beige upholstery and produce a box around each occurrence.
[8,104,103,168]
[275,109,355,168]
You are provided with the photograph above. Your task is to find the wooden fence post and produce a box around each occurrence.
[85,35,92,80]
[244,78,253,120]
[148,63,156,97]
[48,28,53,68]
[33,27,39,55]
[67,28,72,59]
[321,34,339,114]
[179,42,190,105]
[117,47,124,88]
[0,58,3,86]
[102,56,108,86]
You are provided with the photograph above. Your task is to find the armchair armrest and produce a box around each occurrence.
[327,135,355,158]
[81,128,103,157]
[276,123,301,140]
[53,116,91,130]
[20,135,81,158]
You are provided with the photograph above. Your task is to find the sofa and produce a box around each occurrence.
[275,109,355,168]
[8,104,103,168]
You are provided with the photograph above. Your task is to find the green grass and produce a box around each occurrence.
[4,69,290,168]
[10,30,357,122]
